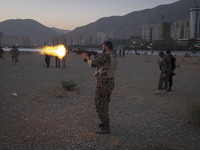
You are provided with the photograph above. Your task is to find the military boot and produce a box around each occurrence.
[167,87,171,92]
[98,123,104,128]
[96,124,111,134]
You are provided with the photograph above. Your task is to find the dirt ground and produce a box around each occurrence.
[0,52,200,150]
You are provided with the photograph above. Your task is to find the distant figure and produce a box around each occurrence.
[45,54,51,68]
[113,49,117,55]
[0,46,6,61]
[147,46,153,55]
[55,56,60,68]
[166,50,176,92]
[118,49,122,57]
[122,49,125,58]
[10,46,19,64]
[134,49,137,54]
[192,49,196,56]
[62,54,67,68]
[15,46,19,62]
[151,49,154,55]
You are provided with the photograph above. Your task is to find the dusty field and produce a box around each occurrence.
[0,52,200,150]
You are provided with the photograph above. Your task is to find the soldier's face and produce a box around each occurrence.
[102,44,107,53]
[160,55,164,58]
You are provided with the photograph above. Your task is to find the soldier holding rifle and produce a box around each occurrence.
[155,51,171,94]
[83,41,118,134]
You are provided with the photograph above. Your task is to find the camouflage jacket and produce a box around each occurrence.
[88,51,118,79]
[90,52,110,67]
[10,48,19,57]
[160,55,171,74]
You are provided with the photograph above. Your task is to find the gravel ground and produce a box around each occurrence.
[0,52,200,150]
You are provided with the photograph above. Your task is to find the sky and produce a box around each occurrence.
[0,0,179,30]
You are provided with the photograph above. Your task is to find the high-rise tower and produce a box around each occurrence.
[190,7,200,39]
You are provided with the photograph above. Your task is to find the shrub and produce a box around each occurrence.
[61,80,77,91]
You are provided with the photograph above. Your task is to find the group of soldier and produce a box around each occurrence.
[83,41,176,134]
[155,50,176,94]
[118,48,126,57]
[1,42,176,135]
[0,46,19,64]
[45,54,67,68]
[0,45,68,67]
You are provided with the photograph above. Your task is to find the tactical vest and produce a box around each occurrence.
[96,51,118,79]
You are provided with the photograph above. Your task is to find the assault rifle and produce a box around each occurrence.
[78,50,98,62]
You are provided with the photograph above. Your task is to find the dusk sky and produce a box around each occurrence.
[0,0,179,30]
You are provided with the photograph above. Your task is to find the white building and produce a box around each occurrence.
[190,8,200,39]
[172,21,190,40]
[142,24,162,42]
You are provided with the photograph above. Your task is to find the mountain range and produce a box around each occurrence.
[51,27,70,35]
[0,19,70,41]
[68,0,196,39]
[0,0,198,42]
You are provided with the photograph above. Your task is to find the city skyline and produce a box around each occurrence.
[0,0,179,30]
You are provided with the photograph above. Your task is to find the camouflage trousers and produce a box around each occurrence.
[95,78,114,124]
[12,55,18,64]
[158,74,169,90]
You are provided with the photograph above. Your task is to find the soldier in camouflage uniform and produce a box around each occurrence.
[10,46,19,64]
[83,41,118,134]
[155,51,171,94]
[0,47,6,61]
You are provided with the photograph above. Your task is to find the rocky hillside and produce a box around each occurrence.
[68,0,196,38]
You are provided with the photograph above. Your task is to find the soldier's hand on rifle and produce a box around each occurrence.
[82,52,90,61]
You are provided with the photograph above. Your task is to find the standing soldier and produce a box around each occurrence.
[122,49,126,58]
[62,46,68,68]
[62,54,67,68]
[155,51,171,94]
[118,49,122,57]
[83,41,118,134]
[166,50,176,91]
[55,56,60,68]
[45,54,51,68]
[0,46,6,61]
[10,46,19,64]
